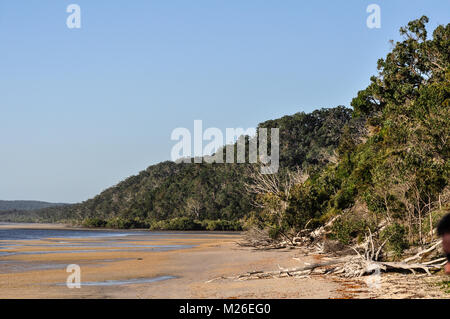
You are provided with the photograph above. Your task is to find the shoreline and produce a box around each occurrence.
[0,224,448,299]
[0,222,242,234]
[0,224,342,298]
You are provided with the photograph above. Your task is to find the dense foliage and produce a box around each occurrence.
[0,200,66,212]
[252,17,449,256]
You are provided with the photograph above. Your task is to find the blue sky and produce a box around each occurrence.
[0,1,449,203]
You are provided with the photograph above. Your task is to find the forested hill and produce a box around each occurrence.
[0,200,66,212]
[246,17,449,254]
[0,107,353,228]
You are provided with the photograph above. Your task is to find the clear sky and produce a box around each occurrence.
[0,1,449,203]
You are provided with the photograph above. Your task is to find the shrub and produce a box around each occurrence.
[149,220,170,230]
[333,184,356,210]
[330,214,372,245]
[82,218,107,228]
[380,223,409,257]
[201,219,242,231]
[149,218,242,231]
[105,217,145,229]
[168,217,202,230]
[150,217,200,230]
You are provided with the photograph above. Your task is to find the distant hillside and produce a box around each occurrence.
[0,107,353,228]
[0,200,67,212]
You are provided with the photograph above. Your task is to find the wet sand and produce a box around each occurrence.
[0,224,344,299]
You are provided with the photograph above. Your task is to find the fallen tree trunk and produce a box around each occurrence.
[371,261,442,276]
[230,228,446,282]
[237,259,346,279]
[402,240,442,263]
[229,255,446,281]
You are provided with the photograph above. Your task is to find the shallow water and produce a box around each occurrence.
[0,227,194,258]
[59,275,176,286]
[0,226,198,279]
[0,258,134,273]
[0,225,238,291]
[0,246,193,257]
[0,228,147,241]
[0,227,236,241]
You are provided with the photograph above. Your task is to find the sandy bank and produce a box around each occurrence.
[0,226,342,298]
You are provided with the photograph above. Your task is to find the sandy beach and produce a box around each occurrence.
[0,223,448,299]
[0,223,344,298]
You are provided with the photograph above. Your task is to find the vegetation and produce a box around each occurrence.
[248,17,449,257]
[0,200,66,212]
[2,17,448,257]
[0,107,352,230]
[439,280,450,294]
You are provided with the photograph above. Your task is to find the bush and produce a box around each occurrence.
[82,218,107,228]
[330,214,372,245]
[168,217,202,230]
[105,217,149,229]
[380,223,409,258]
[201,219,242,231]
[333,184,356,210]
[149,218,242,231]
[267,225,282,240]
[439,280,450,294]
[149,220,170,230]
[241,213,263,231]
[150,217,202,231]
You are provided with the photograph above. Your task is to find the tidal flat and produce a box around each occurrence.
[3,223,446,299]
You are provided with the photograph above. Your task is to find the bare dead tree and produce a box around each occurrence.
[185,197,202,219]
[243,166,309,246]
[245,166,308,212]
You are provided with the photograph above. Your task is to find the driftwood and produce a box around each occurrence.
[333,257,445,277]
[237,227,279,249]
[238,214,342,251]
[228,256,446,282]
[332,234,446,277]
[228,234,446,282]
[236,259,346,280]
[237,228,312,250]
[229,221,447,284]
[378,261,441,275]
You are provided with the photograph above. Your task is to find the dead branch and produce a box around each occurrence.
[235,259,347,280]
[402,239,442,263]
